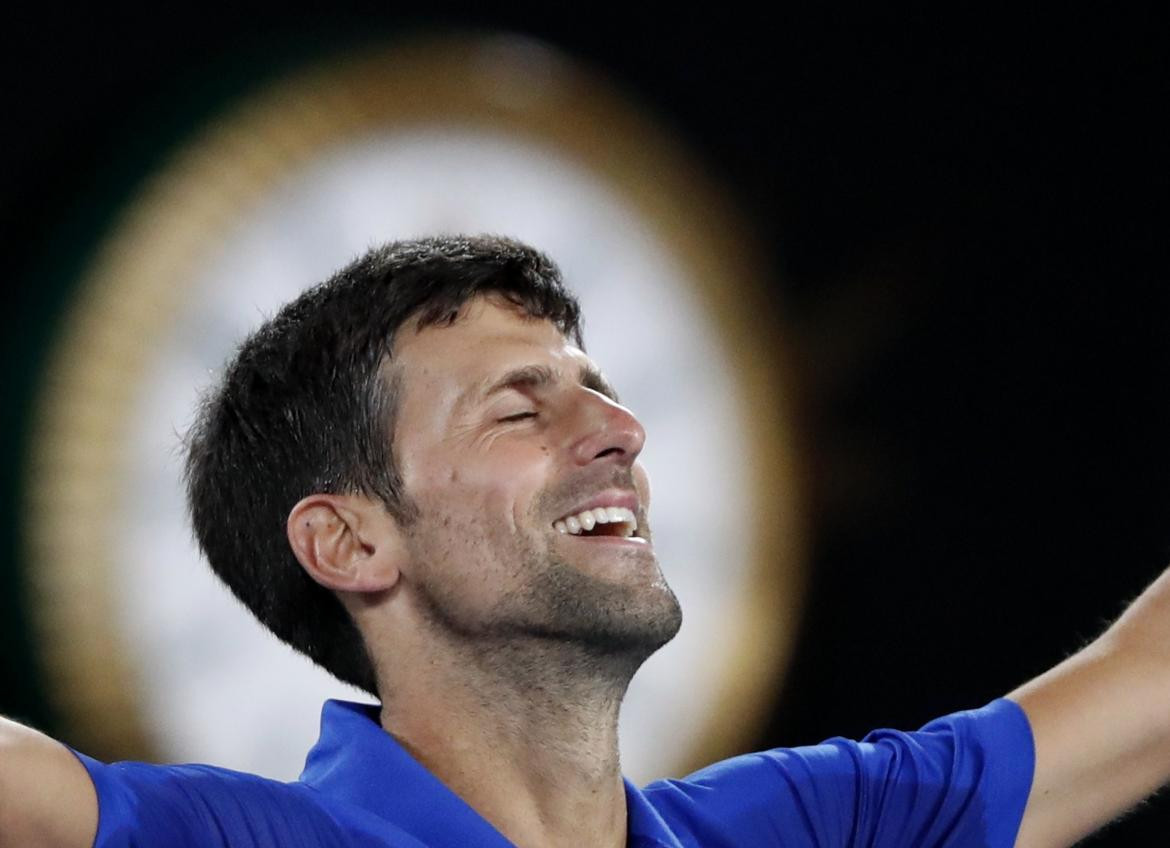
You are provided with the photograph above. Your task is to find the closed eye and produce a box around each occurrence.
[499,411,538,422]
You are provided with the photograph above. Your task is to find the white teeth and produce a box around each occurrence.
[554,506,638,537]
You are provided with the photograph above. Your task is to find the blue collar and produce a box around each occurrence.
[299,700,683,848]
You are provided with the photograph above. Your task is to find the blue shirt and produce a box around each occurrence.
[75,698,1034,847]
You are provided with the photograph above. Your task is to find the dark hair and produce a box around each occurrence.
[184,235,584,697]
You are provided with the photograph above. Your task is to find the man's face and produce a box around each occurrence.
[388,294,681,660]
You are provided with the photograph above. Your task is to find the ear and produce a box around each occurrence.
[287,494,405,594]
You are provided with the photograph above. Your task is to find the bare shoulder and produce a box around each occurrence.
[0,717,98,848]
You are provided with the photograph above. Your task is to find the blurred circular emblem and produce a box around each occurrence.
[25,34,805,782]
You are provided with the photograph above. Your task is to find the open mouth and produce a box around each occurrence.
[553,506,639,539]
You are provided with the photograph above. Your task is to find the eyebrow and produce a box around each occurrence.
[465,363,621,410]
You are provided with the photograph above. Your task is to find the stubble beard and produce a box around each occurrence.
[413,540,683,695]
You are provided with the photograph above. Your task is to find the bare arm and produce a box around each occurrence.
[1010,566,1170,847]
[0,717,98,848]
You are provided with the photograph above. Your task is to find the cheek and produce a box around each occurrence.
[406,435,555,537]
[414,456,534,533]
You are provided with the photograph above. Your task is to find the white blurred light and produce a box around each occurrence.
[115,128,752,783]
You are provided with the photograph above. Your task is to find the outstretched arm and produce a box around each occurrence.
[1010,565,1170,847]
[0,717,98,848]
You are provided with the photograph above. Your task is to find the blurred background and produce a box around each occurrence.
[2,8,1166,844]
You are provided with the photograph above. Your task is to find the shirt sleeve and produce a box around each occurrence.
[640,698,1035,848]
[71,750,351,848]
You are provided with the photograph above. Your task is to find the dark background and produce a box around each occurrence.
[3,8,1167,845]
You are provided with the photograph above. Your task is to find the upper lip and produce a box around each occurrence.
[553,489,640,525]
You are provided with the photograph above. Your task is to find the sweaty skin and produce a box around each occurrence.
[7,295,1170,848]
[288,295,682,848]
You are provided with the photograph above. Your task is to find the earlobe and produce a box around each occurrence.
[287,494,402,594]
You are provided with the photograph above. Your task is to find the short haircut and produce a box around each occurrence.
[184,235,584,697]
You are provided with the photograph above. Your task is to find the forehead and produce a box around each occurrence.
[389,297,599,416]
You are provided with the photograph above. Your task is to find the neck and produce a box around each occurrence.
[377,631,639,848]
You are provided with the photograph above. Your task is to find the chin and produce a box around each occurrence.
[543,570,683,663]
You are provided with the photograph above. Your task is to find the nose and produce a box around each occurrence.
[570,389,646,467]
